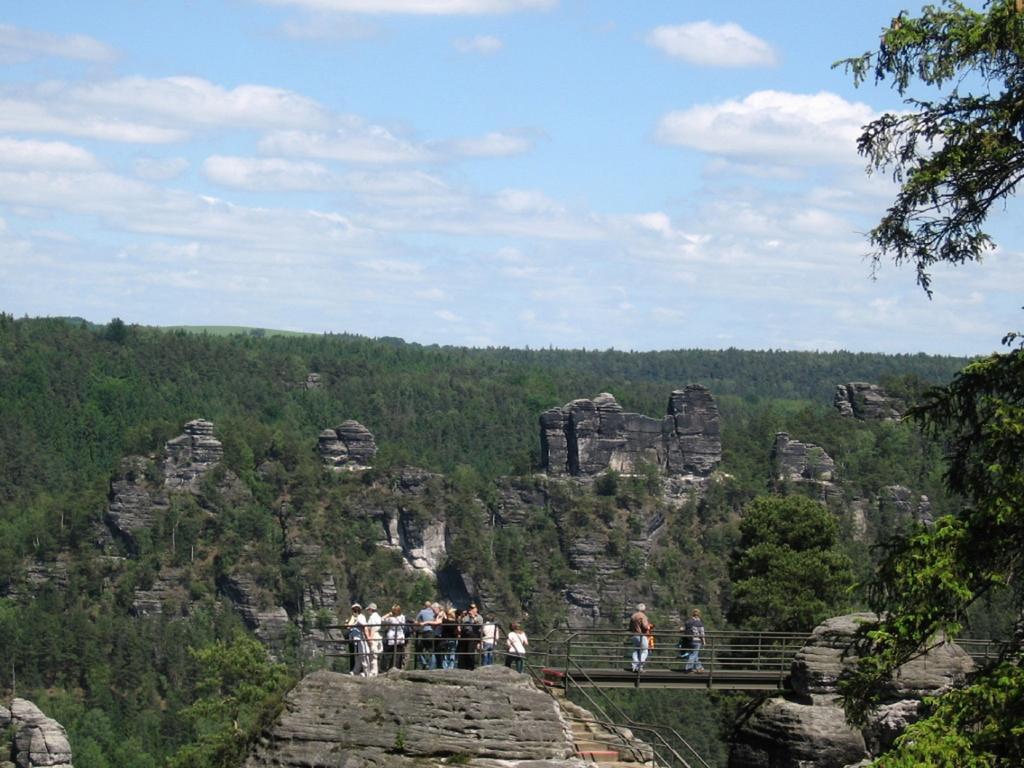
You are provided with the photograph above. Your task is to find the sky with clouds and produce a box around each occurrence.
[0,0,1020,354]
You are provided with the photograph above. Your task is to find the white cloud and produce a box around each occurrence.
[0,97,186,143]
[134,156,189,181]
[0,137,100,170]
[260,119,433,163]
[646,22,776,68]
[257,0,555,15]
[453,35,504,54]
[435,308,462,322]
[0,76,328,144]
[204,155,336,191]
[70,76,329,130]
[657,90,875,164]
[447,131,530,157]
[0,24,117,63]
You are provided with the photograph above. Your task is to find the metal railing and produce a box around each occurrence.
[530,627,809,689]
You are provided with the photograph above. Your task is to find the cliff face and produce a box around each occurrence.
[244,667,580,767]
[540,386,721,477]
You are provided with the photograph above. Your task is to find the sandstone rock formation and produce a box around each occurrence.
[772,432,836,484]
[105,419,248,553]
[879,485,933,527]
[105,456,169,547]
[318,420,377,470]
[163,419,224,491]
[244,666,580,767]
[218,572,292,647]
[540,385,721,477]
[834,383,904,421]
[1,699,73,768]
[730,613,975,768]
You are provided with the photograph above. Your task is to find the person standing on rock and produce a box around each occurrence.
[459,603,483,670]
[480,613,501,666]
[365,602,383,677]
[414,600,437,670]
[681,608,706,672]
[347,603,369,676]
[505,622,528,673]
[382,603,407,672]
[629,603,652,672]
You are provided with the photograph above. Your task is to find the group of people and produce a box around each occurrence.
[629,603,706,673]
[344,600,529,676]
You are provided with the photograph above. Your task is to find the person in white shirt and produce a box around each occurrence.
[480,615,501,666]
[382,603,407,671]
[365,602,383,677]
[504,622,528,673]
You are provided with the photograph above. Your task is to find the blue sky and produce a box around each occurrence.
[0,0,1020,354]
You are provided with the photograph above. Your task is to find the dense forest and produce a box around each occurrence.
[0,313,978,767]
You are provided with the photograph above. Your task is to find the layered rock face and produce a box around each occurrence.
[318,420,377,470]
[834,383,904,421]
[244,667,580,767]
[105,419,247,553]
[730,613,976,768]
[879,485,933,527]
[772,433,836,483]
[1,699,73,768]
[163,419,224,491]
[540,386,721,477]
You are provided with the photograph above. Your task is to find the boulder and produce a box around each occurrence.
[318,420,377,470]
[729,696,867,768]
[733,612,976,767]
[834,383,904,421]
[7,699,73,768]
[539,386,721,478]
[243,667,580,767]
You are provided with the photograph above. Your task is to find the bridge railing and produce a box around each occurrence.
[532,627,810,682]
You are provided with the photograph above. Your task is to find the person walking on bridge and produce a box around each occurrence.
[681,608,706,672]
[629,603,652,672]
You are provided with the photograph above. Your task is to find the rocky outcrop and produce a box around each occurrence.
[105,420,248,552]
[244,667,579,767]
[218,572,292,648]
[540,386,721,477]
[131,566,188,617]
[879,485,933,527]
[318,420,377,470]
[772,433,836,484]
[730,613,976,768]
[163,419,224,491]
[372,468,448,577]
[2,699,73,768]
[106,456,169,546]
[834,383,904,421]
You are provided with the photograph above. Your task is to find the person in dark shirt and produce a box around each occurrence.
[458,603,483,670]
[681,608,706,672]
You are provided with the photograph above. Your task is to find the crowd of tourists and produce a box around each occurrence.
[343,600,529,676]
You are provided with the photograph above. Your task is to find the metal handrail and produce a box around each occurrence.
[557,653,713,768]
[537,628,808,683]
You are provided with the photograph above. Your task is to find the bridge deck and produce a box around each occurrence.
[543,666,790,690]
